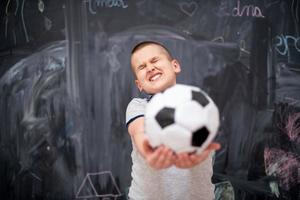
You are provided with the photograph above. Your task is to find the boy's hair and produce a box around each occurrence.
[131,41,173,61]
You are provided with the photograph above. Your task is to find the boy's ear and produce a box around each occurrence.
[172,59,181,73]
[135,79,143,92]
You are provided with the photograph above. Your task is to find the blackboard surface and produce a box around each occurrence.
[0,0,299,199]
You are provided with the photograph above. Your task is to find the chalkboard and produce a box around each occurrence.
[0,0,299,199]
[0,0,65,77]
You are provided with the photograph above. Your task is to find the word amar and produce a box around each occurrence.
[88,0,128,14]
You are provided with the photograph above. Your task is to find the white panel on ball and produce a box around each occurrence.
[145,117,163,147]
[161,124,195,153]
[175,101,206,132]
[206,104,220,134]
[145,93,166,118]
[163,84,192,107]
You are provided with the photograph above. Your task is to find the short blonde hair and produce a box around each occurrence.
[131,41,173,61]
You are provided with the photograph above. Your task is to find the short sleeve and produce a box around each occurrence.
[125,98,147,127]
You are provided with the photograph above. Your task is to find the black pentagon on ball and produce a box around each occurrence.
[192,90,209,107]
[191,127,209,147]
[155,107,175,129]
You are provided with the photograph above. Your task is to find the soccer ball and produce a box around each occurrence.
[145,84,220,154]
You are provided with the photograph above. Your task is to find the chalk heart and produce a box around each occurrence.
[179,2,198,17]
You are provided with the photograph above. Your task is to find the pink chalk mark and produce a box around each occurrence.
[285,113,300,143]
[264,148,300,191]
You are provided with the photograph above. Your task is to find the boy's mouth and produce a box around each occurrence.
[149,73,162,82]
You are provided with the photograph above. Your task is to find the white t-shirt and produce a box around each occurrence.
[126,98,215,200]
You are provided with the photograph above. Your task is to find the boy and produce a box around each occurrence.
[126,41,220,200]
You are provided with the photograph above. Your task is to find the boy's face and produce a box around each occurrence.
[131,44,181,94]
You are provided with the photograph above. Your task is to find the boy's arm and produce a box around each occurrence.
[128,117,175,170]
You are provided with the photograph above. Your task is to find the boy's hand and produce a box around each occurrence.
[143,139,175,170]
[174,142,221,169]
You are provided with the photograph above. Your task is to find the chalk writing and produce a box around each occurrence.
[274,35,300,56]
[232,0,265,18]
[179,1,198,17]
[76,171,122,199]
[87,0,128,14]
[217,0,265,18]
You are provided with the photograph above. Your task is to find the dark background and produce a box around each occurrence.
[0,0,299,199]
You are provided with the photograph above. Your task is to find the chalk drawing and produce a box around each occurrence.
[30,172,42,182]
[215,0,230,17]
[239,40,250,55]
[265,148,300,192]
[15,0,19,15]
[107,44,122,72]
[76,171,122,199]
[38,0,45,13]
[5,17,8,39]
[211,36,225,43]
[21,0,29,42]
[4,0,11,39]
[182,30,192,35]
[179,1,198,17]
[44,16,52,31]
[285,113,300,142]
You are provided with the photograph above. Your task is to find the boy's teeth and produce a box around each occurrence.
[150,74,161,81]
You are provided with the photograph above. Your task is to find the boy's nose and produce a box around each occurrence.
[147,64,156,72]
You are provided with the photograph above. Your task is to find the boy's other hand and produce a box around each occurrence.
[174,142,221,169]
[143,139,175,170]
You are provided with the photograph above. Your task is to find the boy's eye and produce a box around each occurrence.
[151,58,158,63]
[138,65,146,70]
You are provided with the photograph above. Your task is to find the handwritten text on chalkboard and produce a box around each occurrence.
[217,0,265,18]
[275,35,300,56]
[87,0,128,14]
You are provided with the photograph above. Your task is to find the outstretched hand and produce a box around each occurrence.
[142,139,221,170]
[174,142,221,169]
[142,139,176,170]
